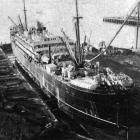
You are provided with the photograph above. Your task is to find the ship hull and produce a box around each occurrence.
[11,36,129,129]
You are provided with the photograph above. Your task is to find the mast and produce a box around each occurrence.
[136,2,140,49]
[48,45,51,63]
[74,0,82,64]
[23,0,28,30]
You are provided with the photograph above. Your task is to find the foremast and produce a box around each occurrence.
[74,0,83,65]
[23,0,28,31]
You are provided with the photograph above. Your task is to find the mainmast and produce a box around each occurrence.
[136,2,140,49]
[23,0,28,30]
[74,0,83,65]
[61,0,84,67]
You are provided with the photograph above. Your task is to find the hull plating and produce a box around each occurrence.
[11,37,128,128]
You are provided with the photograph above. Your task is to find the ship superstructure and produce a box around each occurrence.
[10,0,134,132]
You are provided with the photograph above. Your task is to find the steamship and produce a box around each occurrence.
[10,0,133,130]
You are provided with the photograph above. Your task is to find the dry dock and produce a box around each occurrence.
[0,47,58,139]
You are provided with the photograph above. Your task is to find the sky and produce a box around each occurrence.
[0,0,138,48]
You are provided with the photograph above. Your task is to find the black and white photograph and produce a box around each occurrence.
[0,0,140,139]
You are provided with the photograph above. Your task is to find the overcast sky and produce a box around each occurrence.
[0,0,138,48]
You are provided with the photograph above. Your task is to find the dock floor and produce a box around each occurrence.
[0,48,57,140]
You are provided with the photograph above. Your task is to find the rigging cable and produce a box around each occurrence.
[86,4,137,63]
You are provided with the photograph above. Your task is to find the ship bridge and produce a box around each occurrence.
[33,36,75,54]
[103,1,140,52]
[33,36,74,47]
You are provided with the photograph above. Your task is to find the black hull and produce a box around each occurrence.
[11,36,129,130]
